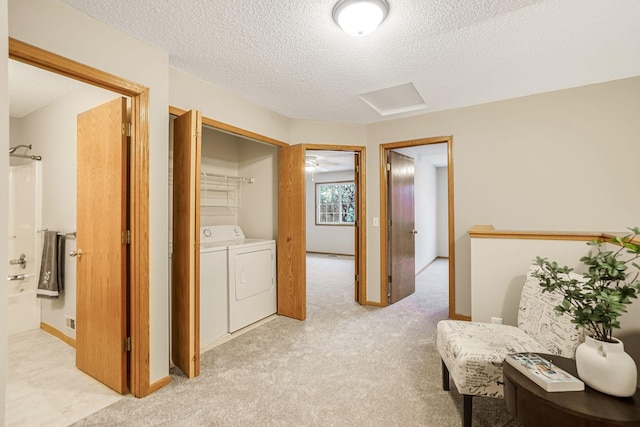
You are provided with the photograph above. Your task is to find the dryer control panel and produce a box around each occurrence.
[201,225,246,243]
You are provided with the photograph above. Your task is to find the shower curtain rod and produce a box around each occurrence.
[9,153,42,161]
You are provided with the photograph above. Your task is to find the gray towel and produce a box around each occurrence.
[36,231,66,298]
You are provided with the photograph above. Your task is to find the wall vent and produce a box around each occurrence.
[65,315,76,331]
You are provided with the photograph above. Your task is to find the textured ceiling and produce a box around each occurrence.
[41,0,640,123]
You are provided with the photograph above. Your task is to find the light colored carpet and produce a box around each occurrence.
[74,255,518,426]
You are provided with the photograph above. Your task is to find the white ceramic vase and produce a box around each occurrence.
[575,335,638,397]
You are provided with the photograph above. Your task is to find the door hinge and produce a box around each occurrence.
[122,122,132,137]
[355,164,359,173]
[124,337,131,352]
[123,230,131,244]
[388,275,392,283]
[355,274,359,282]
[386,162,391,171]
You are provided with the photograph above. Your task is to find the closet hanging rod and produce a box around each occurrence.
[37,229,76,240]
[200,172,255,183]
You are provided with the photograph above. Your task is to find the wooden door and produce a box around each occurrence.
[388,151,416,304]
[172,110,202,378]
[76,97,128,393]
[277,144,306,320]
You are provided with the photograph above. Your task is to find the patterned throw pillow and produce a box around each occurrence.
[517,265,584,358]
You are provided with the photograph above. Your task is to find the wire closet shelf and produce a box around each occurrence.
[200,172,254,210]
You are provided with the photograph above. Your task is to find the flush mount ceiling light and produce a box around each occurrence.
[332,0,389,37]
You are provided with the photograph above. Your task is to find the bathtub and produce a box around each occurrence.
[8,274,41,336]
[8,162,42,336]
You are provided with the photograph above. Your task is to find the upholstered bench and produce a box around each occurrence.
[436,266,584,427]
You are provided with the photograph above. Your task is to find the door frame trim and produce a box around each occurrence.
[169,106,288,147]
[305,144,367,303]
[9,38,152,397]
[379,136,462,320]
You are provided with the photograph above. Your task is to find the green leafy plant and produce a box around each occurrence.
[533,227,640,342]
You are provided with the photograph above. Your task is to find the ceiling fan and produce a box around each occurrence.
[305,155,331,172]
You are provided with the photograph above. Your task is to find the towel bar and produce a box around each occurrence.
[37,229,76,240]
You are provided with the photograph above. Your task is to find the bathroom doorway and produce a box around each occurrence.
[8,38,152,398]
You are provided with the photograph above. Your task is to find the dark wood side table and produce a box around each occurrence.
[503,354,640,426]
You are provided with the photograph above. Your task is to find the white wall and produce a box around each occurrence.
[436,167,448,257]
[237,141,278,240]
[413,155,437,272]
[200,127,241,225]
[9,0,171,383]
[367,76,640,312]
[169,67,291,144]
[290,119,367,146]
[13,85,118,339]
[9,117,21,146]
[470,236,640,366]
[471,238,590,325]
[1,0,9,418]
[306,170,355,255]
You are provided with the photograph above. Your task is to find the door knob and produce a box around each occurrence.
[69,249,83,259]
[411,229,418,235]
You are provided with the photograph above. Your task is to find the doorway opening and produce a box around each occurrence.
[8,38,151,397]
[7,62,133,426]
[379,136,457,319]
[304,149,361,304]
[278,144,366,320]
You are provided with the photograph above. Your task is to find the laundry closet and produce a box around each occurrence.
[198,125,278,236]
[170,111,279,378]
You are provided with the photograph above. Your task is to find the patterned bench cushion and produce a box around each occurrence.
[436,320,547,397]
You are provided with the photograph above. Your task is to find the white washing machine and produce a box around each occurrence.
[200,227,229,348]
[205,225,277,333]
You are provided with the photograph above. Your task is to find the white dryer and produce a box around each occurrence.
[205,225,277,333]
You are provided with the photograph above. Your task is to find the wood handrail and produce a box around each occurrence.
[468,225,638,243]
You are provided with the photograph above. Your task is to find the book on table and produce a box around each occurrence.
[505,353,584,392]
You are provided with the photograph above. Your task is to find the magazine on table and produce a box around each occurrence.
[505,353,584,392]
